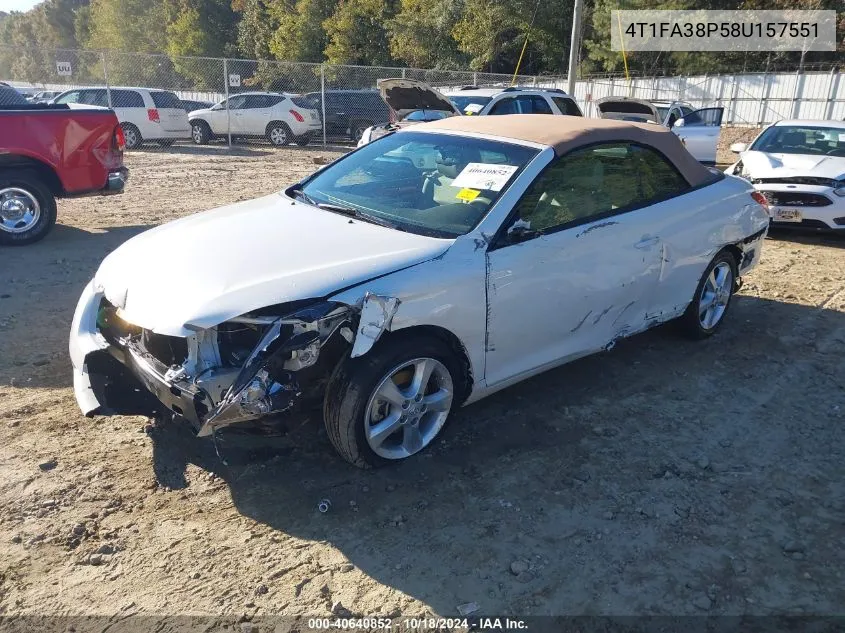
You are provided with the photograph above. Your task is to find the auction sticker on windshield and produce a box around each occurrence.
[451,163,519,191]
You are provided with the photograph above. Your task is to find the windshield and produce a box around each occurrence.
[449,95,492,115]
[296,131,539,238]
[750,125,845,157]
[401,109,453,121]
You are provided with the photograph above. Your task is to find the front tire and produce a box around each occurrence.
[191,121,211,145]
[266,122,292,146]
[678,250,737,339]
[121,123,143,150]
[323,334,461,468]
[0,171,57,246]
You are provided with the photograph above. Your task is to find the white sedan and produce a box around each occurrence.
[727,119,845,230]
[70,116,768,467]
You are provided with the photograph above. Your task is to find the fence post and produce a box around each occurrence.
[791,65,805,119]
[473,72,478,86]
[320,64,327,148]
[223,58,231,148]
[824,66,840,121]
[757,71,773,126]
[728,75,740,126]
[101,52,112,108]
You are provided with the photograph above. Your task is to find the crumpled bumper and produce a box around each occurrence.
[69,279,110,415]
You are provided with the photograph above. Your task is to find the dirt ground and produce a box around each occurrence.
[2,133,844,627]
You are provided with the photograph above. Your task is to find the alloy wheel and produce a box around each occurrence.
[698,261,733,329]
[364,357,454,459]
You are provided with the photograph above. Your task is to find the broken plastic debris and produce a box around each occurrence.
[317,498,331,513]
[457,602,479,616]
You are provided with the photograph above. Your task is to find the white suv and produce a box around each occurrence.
[188,92,322,146]
[52,87,190,149]
[445,86,583,117]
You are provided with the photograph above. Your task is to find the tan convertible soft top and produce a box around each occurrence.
[418,114,715,188]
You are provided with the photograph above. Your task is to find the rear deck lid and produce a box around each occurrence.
[595,97,661,124]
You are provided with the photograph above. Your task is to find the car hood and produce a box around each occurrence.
[378,78,462,119]
[94,194,452,336]
[188,107,216,118]
[595,97,661,124]
[740,151,845,181]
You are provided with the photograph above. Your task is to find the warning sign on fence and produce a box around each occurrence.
[228,74,241,87]
[56,61,72,76]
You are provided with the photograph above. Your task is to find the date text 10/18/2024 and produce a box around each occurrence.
[307,617,529,630]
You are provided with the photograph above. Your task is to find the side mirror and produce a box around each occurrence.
[506,220,537,244]
[672,117,685,128]
[211,103,223,111]
[730,142,748,153]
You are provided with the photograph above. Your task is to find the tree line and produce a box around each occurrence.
[1,0,842,89]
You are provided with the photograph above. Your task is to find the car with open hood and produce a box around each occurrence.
[70,115,768,468]
[726,119,845,230]
[596,97,724,165]
[356,79,462,146]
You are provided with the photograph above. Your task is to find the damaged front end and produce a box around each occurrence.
[70,281,399,436]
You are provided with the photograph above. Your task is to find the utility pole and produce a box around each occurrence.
[566,0,584,95]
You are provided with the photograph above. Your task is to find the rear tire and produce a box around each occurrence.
[266,122,292,146]
[0,170,57,246]
[678,250,737,339]
[191,121,211,145]
[323,334,462,468]
[121,123,143,150]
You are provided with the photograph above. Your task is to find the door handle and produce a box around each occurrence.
[635,236,659,249]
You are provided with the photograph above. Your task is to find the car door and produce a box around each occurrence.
[672,107,724,165]
[484,142,685,386]
[211,95,245,134]
[109,89,145,132]
[230,95,267,135]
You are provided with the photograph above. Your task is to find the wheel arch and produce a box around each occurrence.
[380,324,474,405]
[0,155,64,195]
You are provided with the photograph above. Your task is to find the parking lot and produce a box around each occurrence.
[1,139,844,621]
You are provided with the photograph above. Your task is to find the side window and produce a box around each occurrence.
[150,91,182,109]
[552,96,582,116]
[509,143,690,235]
[531,96,553,114]
[111,90,144,108]
[667,109,679,127]
[489,97,518,115]
[55,90,80,104]
[227,95,248,109]
[242,95,269,108]
[79,89,108,107]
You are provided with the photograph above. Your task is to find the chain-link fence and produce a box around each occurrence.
[2,45,843,149]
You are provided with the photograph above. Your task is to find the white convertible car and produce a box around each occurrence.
[70,116,768,467]
[727,119,845,231]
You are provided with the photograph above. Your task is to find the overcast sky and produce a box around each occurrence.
[4,0,43,12]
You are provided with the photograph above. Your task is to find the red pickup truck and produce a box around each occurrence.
[0,85,129,245]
